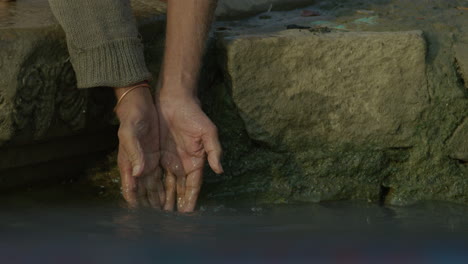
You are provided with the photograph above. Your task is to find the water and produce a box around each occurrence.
[1,183,468,263]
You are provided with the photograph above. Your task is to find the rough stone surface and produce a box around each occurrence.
[220,30,428,150]
[199,0,468,206]
[447,117,468,162]
[455,43,468,89]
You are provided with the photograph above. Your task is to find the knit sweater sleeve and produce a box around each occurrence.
[48,0,151,88]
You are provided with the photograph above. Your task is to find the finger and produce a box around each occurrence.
[121,179,138,208]
[163,170,177,211]
[202,126,223,174]
[155,168,166,205]
[144,171,162,209]
[136,177,150,208]
[160,149,185,178]
[118,150,138,208]
[176,173,186,211]
[180,169,203,213]
[118,128,145,177]
[161,151,186,210]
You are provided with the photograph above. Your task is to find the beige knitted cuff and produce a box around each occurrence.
[69,38,152,88]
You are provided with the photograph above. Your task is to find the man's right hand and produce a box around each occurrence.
[114,84,165,209]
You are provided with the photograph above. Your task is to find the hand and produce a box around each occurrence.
[114,85,165,208]
[157,93,223,212]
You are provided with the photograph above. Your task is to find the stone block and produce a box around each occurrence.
[220,30,429,149]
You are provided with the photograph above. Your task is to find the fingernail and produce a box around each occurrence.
[132,165,141,177]
[219,163,224,174]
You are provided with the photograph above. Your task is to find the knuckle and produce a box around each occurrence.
[188,145,205,158]
[117,127,131,140]
[127,149,142,161]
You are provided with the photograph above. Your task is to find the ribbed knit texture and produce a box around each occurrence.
[48,0,152,88]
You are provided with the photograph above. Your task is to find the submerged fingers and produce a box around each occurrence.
[155,168,166,208]
[136,178,150,208]
[180,169,203,213]
[163,170,177,211]
[176,173,186,211]
[121,168,166,209]
[119,150,138,208]
[144,170,162,209]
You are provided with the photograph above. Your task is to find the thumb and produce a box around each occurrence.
[117,149,138,207]
[202,126,223,174]
[118,129,145,177]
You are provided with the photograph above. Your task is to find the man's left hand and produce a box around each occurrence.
[157,93,223,212]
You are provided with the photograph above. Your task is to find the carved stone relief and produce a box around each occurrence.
[13,44,88,140]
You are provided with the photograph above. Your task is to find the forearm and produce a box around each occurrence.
[160,0,217,98]
[48,0,151,88]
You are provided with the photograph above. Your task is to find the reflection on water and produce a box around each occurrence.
[1,183,468,263]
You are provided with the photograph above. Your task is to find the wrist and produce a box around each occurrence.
[112,82,154,119]
[113,81,148,98]
[159,71,199,97]
[158,83,199,102]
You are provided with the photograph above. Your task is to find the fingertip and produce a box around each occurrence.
[218,162,224,174]
[122,185,138,208]
[202,131,223,173]
[213,164,224,174]
[207,155,224,174]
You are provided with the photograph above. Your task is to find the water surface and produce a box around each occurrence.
[1,183,468,263]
